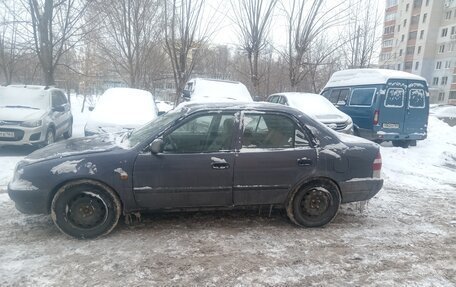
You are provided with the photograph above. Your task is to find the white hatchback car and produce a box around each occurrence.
[85,88,158,136]
[268,92,353,134]
[0,85,73,147]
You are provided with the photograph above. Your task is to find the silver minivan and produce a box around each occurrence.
[0,85,73,147]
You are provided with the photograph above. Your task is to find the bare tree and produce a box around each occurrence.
[163,0,208,102]
[24,0,92,86]
[342,0,381,68]
[93,0,162,88]
[231,0,278,97]
[283,0,346,91]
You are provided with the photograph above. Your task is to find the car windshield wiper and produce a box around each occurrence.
[3,105,39,110]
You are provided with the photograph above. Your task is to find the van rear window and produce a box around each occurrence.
[409,89,425,108]
[385,88,404,108]
[349,88,375,106]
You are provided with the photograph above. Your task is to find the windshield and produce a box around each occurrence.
[127,106,188,147]
[0,87,49,110]
[287,94,338,116]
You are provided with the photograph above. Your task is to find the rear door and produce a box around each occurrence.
[233,112,317,205]
[403,81,429,135]
[380,80,408,134]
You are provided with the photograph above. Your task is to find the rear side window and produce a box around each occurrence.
[385,88,405,108]
[328,89,349,105]
[409,89,425,108]
[349,88,376,106]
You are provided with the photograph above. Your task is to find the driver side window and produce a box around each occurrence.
[163,114,236,153]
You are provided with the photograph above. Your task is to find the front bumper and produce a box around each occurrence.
[8,184,49,214]
[339,178,383,203]
[0,125,47,146]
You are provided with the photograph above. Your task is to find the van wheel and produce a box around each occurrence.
[287,180,341,227]
[51,180,122,239]
[392,140,409,148]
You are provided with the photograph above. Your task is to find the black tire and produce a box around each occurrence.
[63,120,73,139]
[287,180,341,227]
[41,128,55,147]
[51,180,122,239]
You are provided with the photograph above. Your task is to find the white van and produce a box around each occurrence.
[182,78,253,102]
[85,88,158,136]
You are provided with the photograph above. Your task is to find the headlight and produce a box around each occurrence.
[21,119,43,127]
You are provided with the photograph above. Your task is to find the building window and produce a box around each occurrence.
[432,77,439,85]
[423,13,427,23]
[451,43,456,52]
[399,49,403,56]
[411,15,420,25]
[398,25,401,32]
[404,62,413,70]
[417,46,422,54]
[413,0,422,8]
[436,61,442,69]
[441,77,448,85]
[383,39,394,47]
[384,26,395,34]
[451,26,456,35]
[406,46,415,55]
[401,34,405,42]
[385,12,396,21]
[420,30,425,39]
[397,63,402,70]
[415,61,420,70]
[450,91,456,100]
[403,19,407,27]
[442,28,448,37]
[409,31,417,40]
[406,4,410,11]
[438,92,445,101]
[387,0,398,7]
[446,11,452,20]
[439,44,445,53]
[445,61,452,69]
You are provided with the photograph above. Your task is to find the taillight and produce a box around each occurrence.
[373,110,379,125]
[373,152,382,178]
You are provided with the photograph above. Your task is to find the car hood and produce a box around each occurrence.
[0,107,46,122]
[23,135,128,164]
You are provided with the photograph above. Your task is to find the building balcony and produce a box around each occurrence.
[383,34,394,39]
[451,83,456,90]
[407,39,416,46]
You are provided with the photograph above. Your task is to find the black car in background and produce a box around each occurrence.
[8,102,383,239]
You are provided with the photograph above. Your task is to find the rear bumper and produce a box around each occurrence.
[359,128,427,141]
[8,184,49,214]
[339,178,383,203]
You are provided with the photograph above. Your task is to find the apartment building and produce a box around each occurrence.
[379,0,456,104]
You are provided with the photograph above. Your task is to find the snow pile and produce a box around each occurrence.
[380,116,456,191]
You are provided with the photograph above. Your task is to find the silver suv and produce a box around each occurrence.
[0,85,73,147]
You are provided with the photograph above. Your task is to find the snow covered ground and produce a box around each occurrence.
[0,96,455,286]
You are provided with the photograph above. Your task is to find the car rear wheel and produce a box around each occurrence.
[392,140,409,148]
[287,180,341,227]
[51,180,122,239]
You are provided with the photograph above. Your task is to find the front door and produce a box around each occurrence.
[132,112,238,209]
[233,112,317,205]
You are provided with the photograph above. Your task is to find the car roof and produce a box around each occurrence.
[270,92,322,99]
[324,68,427,88]
[179,101,302,115]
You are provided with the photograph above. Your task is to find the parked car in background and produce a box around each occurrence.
[9,102,383,239]
[430,104,456,126]
[321,69,429,148]
[0,85,72,147]
[155,100,174,114]
[182,78,253,102]
[85,88,158,136]
[267,92,353,134]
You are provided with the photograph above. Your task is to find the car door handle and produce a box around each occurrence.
[211,162,230,170]
[297,158,312,166]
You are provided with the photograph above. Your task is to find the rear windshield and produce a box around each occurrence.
[385,88,404,108]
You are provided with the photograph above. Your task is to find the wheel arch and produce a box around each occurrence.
[47,178,123,213]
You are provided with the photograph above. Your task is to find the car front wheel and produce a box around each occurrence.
[51,180,122,239]
[287,180,341,227]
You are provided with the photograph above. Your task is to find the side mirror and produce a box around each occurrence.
[53,105,65,112]
[88,106,95,111]
[149,138,164,154]
[181,90,191,100]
